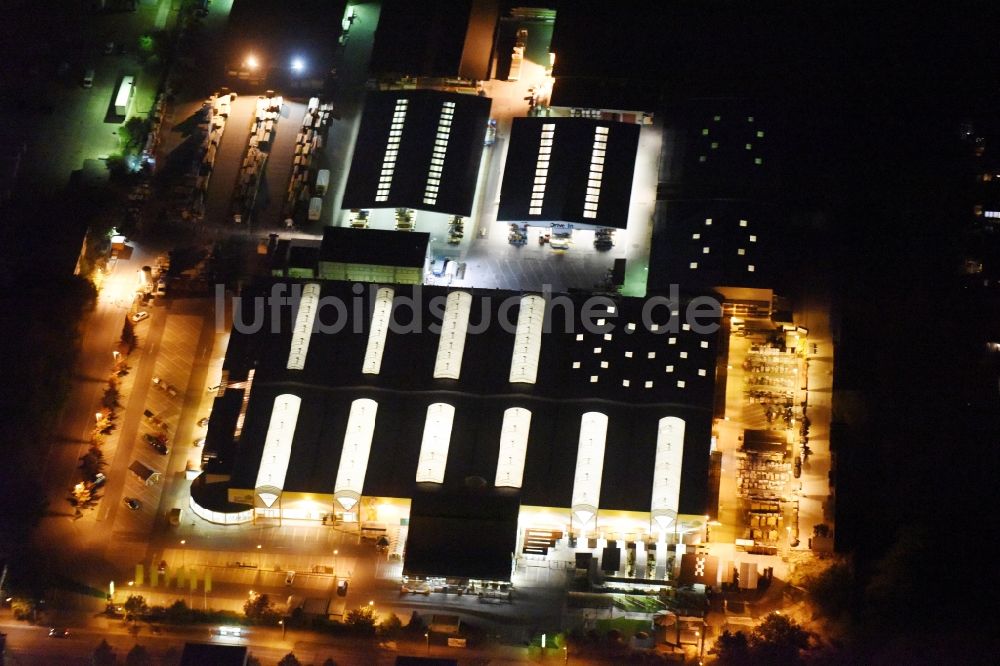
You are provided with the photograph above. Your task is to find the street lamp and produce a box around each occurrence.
[333,549,338,574]
[425,631,430,655]
[291,57,305,74]
[245,54,259,70]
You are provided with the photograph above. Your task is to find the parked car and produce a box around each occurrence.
[92,472,107,488]
[48,628,69,638]
[285,571,296,586]
[130,311,149,323]
[337,580,349,596]
[158,560,167,573]
[123,497,141,511]
[82,68,95,88]
[143,433,169,455]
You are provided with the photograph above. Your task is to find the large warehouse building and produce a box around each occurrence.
[194,280,723,580]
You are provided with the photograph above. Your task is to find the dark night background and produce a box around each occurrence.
[550,2,1000,653]
[1,0,999,659]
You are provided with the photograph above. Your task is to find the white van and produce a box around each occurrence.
[315,169,330,195]
[308,196,322,222]
[82,68,95,88]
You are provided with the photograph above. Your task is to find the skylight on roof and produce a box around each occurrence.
[376,99,408,202]
[495,407,531,488]
[286,283,321,370]
[416,403,455,483]
[530,125,555,214]
[571,411,608,526]
[583,127,609,218]
[362,288,394,375]
[423,101,455,205]
[433,291,472,380]
[509,295,545,384]
[333,398,378,511]
[254,394,302,490]
[650,416,685,530]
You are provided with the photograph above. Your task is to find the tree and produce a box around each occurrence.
[750,613,813,665]
[125,644,152,666]
[93,639,116,666]
[377,613,403,639]
[710,614,813,665]
[243,593,276,622]
[276,654,301,666]
[71,482,92,508]
[124,594,148,619]
[80,443,106,480]
[121,318,137,352]
[118,117,150,154]
[164,599,192,624]
[103,379,121,410]
[345,605,377,634]
[802,558,854,623]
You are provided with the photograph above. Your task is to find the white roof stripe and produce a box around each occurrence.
[416,402,455,483]
[286,283,321,370]
[509,295,545,384]
[433,291,472,380]
[362,288,394,375]
[254,394,302,490]
[651,416,685,530]
[333,399,378,507]
[495,407,531,488]
[571,411,608,525]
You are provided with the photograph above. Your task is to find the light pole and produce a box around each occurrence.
[280,619,286,639]
[425,631,430,655]
[333,549,338,575]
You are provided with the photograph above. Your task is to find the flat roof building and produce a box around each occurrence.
[193,280,723,579]
[498,117,640,229]
[342,90,492,217]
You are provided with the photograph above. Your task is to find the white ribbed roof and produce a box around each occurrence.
[651,416,685,530]
[495,407,531,488]
[415,403,455,483]
[433,291,472,380]
[509,295,545,384]
[286,283,321,370]
[362,288,394,375]
[333,398,379,511]
[571,411,608,526]
[254,394,302,492]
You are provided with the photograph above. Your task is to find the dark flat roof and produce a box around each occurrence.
[403,486,519,580]
[180,643,247,666]
[498,117,639,229]
[342,90,491,217]
[647,199,777,294]
[370,0,473,78]
[320,227,429,268]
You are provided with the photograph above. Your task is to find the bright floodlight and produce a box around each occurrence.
[292,57,305,73]
[245,55,259,70]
